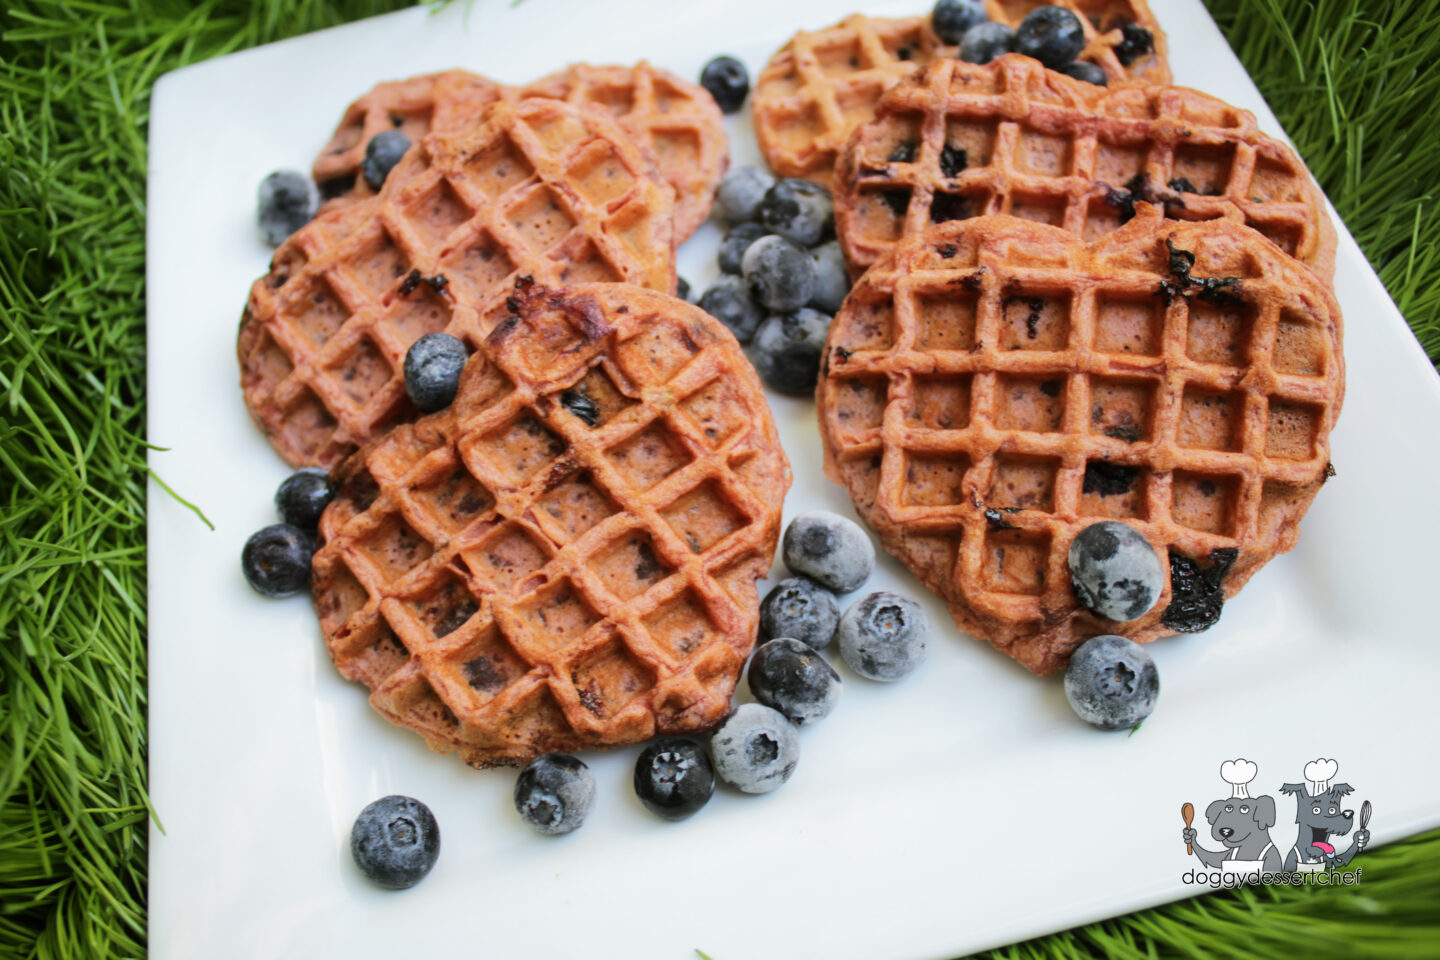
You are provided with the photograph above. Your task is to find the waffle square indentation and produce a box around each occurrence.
[994,375,1066,433]
[981,529,1050,596]
[607,422,691,490]
[536,471,619,543]
[661,481,744,554]
[1177,388,1245,452]
[327,336,392,406]
[1171,471,1240,536]
[507,186,576,252]
[1265,400,1322,461]
[914,290,976,350]
[642,589,717,661]
[478,414,567,486]
[1094,292,1164,356]
[1001,291,1071,351]
[405,179,473,248]
[407,573,480,640]
[358,514,435,582]
[465,521,550,592]
[1186,300,1257,368]
[1088,376,1156,443]
[680,378,752,447]
[412,466,494,533]
[909,375,970,430]
[588,528,673,602]
[570,641,655,719]
[902,454,969,507]
[987,455,1059,512]
[513,578,601,652]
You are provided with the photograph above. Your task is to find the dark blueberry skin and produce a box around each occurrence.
[241,523,314,598]
[710,703,799,794]
[1063,635,1159,730]
[700,55,750,113]
[350,795,440,889]
[749,308,830,395]
[362,130,411,190]
[1067,520,1164,621]
[748,638,842,726]
[760,576,840,649]
[716,166,775,223]
[257,170,318,246]
[807,240,850,314]
[403,332,468,413]
[274,467,332,530]
[932,0,988,44]
[718,222,768,275]
[676,276,693,303]
[959,22,1016,64]
[837,591,929,682]
[514,754,596,836]
[742,235,816,313]
[633,737,715,820]
[1061,60,1108,86]
[782,511,875,593]
[760,179,834,249]
[699,275,766,344]
[1015,6,1085,69]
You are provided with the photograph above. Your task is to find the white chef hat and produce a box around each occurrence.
[1304,758,1339,797]
[1220,759,1257,799]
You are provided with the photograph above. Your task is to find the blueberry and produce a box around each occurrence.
[633,737,715,820]
[749,308,830,395]
[1067,520,1164,621]
[959,21,1016,64]
[837,591,929,681]
[742,235,816,313]
[710,703,799,794]
[807,240,851,314]
[241,523,314,598]
[350,795,440,889]
[274,467,333,530]
[699,275,766,343]
[1063,634,1159,730]
[700,55,750,113]
[718,222,768,275]
[1113,23,1155,66]
[349,794,437,892]
[257,170,318,246]
[748,638,842,726]
[782,511,874,592]
[1060,60,1108,86]
[403,332,467,412]
[760,179,834,249]
[716,167,776,223]
[932,0,988,44]
[362,130,411,191]
[760,576,840,649]
[676,275,693,303]
[514,754,596,836]
[1015,6,1085,69]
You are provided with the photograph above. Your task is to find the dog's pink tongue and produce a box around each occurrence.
[1312,841,1335,855]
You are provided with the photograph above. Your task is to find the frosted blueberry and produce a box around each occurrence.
[716,167,775,223]
[710,703,799,794]
[749,308,830,394]
[699,275,765,343]
[403,333,468,412]
[241,523,314,598]
[807,240,851,314]
[633,737,714,820]
[742,235,816,312]
[362,130,410,190]
[837,591,929,681]
[350,795,440,889]
[760,575,840,649]
[760,179,834,248]
[747,638,842,726]
[718,222,768,275]
[257,170,318,246]
[782,511,874,592]
[1063,634,1159,730]
[959,21,1016,63]
[514,754,596,836]
[1067,520,1164,621]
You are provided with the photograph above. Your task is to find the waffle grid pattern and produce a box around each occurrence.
[313,283,790,766]
[818,214,1342,674]
[240,97,677,468]
[835,56,1336,280]
[752,2,1168,186]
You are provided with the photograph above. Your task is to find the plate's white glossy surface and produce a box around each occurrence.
[146,2,1440,958]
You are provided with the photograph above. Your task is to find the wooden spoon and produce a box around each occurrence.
[1182,802,1194,854]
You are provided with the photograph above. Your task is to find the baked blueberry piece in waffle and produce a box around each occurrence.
[240,97,677,468]
[752,2,1169,187]
[817,211,1343,675]
[834,55,1336,280]
[312,280,791,767]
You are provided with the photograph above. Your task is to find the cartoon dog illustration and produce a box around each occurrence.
[1280,759,1370,871]
[1182,759,1282,873]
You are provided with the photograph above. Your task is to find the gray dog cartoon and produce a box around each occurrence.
[1280,758,1370,872]
[1182,759,1282,873]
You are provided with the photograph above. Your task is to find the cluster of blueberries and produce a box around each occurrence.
[348,510,930,889]
[700,169,851,396]
[934,0,1152,83]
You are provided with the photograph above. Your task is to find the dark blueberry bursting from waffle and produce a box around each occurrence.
[939,143,967,179]
[1114,23,1155,66]
[1083,461,1139,496]
[1161,548,1239,633]
[560,386,601,427]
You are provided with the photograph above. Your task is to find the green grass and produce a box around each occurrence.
[0,1,1436,958]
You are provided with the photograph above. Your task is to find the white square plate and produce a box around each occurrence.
[146,2,1440,957]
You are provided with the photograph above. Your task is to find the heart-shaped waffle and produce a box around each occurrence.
[752,3,1169,187]
[312,280,791,767]
[240,96,677,468]
[834,55,1336,280]
[817,211,1343,675]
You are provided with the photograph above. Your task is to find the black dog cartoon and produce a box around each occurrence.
[1182,759,1282,873]
[1280,758,1371,872]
